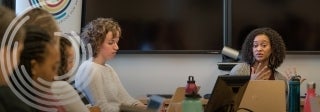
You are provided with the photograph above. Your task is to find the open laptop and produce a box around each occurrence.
[204,75,250,112]
[204,75,286,112]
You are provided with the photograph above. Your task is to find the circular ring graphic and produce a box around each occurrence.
[2,2,93,111]
[28,0,72,20]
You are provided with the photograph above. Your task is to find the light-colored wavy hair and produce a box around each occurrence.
[80,18,121,57]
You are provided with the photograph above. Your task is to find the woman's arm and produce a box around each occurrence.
[108,66,146,109]
[230,63,250,76]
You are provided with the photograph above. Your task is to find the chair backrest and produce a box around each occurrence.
[238,80,286,112]
[167,87,186,112]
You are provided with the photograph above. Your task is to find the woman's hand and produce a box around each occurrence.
[250,63,271,80]
[134,102,147,109]
[89,106,101,112]
[284,67,306,83]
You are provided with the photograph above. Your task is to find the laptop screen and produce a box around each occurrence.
[204,74,250,112]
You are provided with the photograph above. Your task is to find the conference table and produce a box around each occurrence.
[139,96,320,112]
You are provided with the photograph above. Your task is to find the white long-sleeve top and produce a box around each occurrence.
[51,81,90,112]
[75,60,141,112]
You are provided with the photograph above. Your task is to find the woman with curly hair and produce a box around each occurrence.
[230,27,287,80]
[58,36,74,80]
[9,8,93,112]
[75,18,146,112]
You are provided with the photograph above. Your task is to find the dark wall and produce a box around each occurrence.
[1,0,15,10]
[83,0,223,53]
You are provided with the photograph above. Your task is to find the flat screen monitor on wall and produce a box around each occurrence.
[230,0,320,54]
[82,0,223,53]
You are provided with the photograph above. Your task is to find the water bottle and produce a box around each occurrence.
[185,76,198,95]
[288,75,300,112]
[182,96,203,112]
[304,82,319,112]
[182,76,203,112]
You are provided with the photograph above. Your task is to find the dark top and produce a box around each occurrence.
[0,86,36,112]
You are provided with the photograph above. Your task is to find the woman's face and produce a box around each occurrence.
[252,34,272,62]
[32,42,60,82]
[98,31,119,61]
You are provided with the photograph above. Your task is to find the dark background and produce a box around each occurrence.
[83,0,223,53]
[5,0,320,54]
[230,0,320,53]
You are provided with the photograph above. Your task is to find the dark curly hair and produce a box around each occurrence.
[80,18,121,57]
[16,25,51,79]
[241,27,286,70]
[58,36,72,77]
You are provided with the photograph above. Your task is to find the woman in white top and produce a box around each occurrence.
[75,18,146,112]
